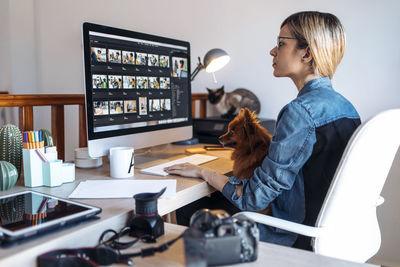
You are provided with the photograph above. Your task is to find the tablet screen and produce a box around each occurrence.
[0,191,100,238]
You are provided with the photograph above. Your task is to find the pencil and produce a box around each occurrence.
[34,131,39,149]
[35,149,48,163]
[204,145,233,151]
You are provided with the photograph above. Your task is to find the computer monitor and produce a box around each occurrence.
[82,22,192,158]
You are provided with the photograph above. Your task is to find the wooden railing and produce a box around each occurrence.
[0,94,86,161]
[191,93,208,118]
[0,93,208,161]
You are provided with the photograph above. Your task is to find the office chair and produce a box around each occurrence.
[234,109,400,263]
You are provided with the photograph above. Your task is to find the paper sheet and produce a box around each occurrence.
[68,179,176,199]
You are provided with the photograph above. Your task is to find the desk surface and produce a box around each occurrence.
[120,223,376,267]
[0,144,232,266]
[0,144,377,266]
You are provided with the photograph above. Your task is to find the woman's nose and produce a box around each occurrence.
[270,46,277,56]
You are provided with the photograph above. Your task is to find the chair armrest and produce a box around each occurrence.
[376,196,384,206]
[234,212,325,238]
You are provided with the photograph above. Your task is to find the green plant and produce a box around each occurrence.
[0,124,23,178]
[39,129,54,147]
[0,161,18,191]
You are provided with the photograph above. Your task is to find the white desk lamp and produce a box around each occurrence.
[191,48,230,82]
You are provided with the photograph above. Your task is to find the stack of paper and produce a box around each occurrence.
[68,179,176,199]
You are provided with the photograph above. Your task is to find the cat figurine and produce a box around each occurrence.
[207,86,261,119]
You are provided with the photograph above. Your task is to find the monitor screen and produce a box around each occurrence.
[82,23,192,157]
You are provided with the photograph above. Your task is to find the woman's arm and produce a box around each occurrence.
[166,102,316,211]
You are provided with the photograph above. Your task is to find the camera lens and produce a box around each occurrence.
[133,187,166,215]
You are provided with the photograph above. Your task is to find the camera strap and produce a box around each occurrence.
[37,230,184,267]
[38,246,123,267]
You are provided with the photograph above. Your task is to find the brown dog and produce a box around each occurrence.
[219,108,272,179]
[219,108,272,215]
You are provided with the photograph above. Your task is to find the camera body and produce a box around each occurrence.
[129,213,164,241]
[183,209,259,266]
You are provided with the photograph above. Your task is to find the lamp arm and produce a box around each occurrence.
[190,56,205,81]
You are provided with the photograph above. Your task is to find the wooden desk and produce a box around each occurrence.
[118,223,377,267]
[0,144,377,266]
[0,144,232,266]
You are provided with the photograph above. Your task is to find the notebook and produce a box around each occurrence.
[140,154,218,176]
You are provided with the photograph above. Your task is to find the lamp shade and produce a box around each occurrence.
[203,48,230,73]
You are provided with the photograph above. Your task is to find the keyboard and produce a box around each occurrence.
[140,154,218,176]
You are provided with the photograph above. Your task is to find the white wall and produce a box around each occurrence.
[2,0,400,265]
[8,0,38,94]
[0,0,11,92]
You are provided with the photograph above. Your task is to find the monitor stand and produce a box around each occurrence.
[134,144,186,169]
[171,137,199,146]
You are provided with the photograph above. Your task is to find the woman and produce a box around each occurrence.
[165,11,360,250]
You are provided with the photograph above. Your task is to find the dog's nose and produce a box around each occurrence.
[218,137,224,145]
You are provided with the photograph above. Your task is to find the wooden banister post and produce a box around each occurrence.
[191,93,208,118]
[191,100,196,118]
[51,105,65,161]
[19,106,34,131]
[199,99,207,118]
[79,104,87,148]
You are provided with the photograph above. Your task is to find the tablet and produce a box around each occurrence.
[0,190,102,244]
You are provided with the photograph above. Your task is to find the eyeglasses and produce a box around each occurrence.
[276,36,297,48]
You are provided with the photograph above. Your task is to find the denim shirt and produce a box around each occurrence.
[222,77,360,246]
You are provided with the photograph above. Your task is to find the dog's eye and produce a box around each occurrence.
[228,131,234,136]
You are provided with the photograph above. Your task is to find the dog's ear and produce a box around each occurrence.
[243,108,252,122]
[243,110,255,138]
[243,108,258,147]
[243,108,255,128]
[244,121,255,136]
[244,108,256,121]
[206,88,211,93]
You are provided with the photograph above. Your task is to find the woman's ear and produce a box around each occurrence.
[302,47,313,63]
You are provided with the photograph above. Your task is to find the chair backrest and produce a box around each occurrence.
[313,109,400,262]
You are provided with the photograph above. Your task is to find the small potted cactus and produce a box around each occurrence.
[39,129,55,147]
[0,161,18,190]
[0,124,23,179]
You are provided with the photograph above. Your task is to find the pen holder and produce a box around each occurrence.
[42,160,63,187]
[61,163,75,183]
[23,149,75,187]
[23,148,45,187]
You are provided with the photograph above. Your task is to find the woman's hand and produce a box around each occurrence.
[164,163,204,179]
[164,163,230,192]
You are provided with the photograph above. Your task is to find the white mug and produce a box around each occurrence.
[109,147,134,178]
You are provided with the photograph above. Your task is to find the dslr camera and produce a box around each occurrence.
[183,209,259,266]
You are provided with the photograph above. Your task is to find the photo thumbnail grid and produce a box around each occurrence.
[92,75,170,89]
[91,46,170,68]
[93,98,171,116]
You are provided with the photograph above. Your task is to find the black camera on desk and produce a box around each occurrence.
[129,188,165,242]
[183,209,259,266]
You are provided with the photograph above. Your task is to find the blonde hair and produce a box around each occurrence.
[281,11,346,79]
